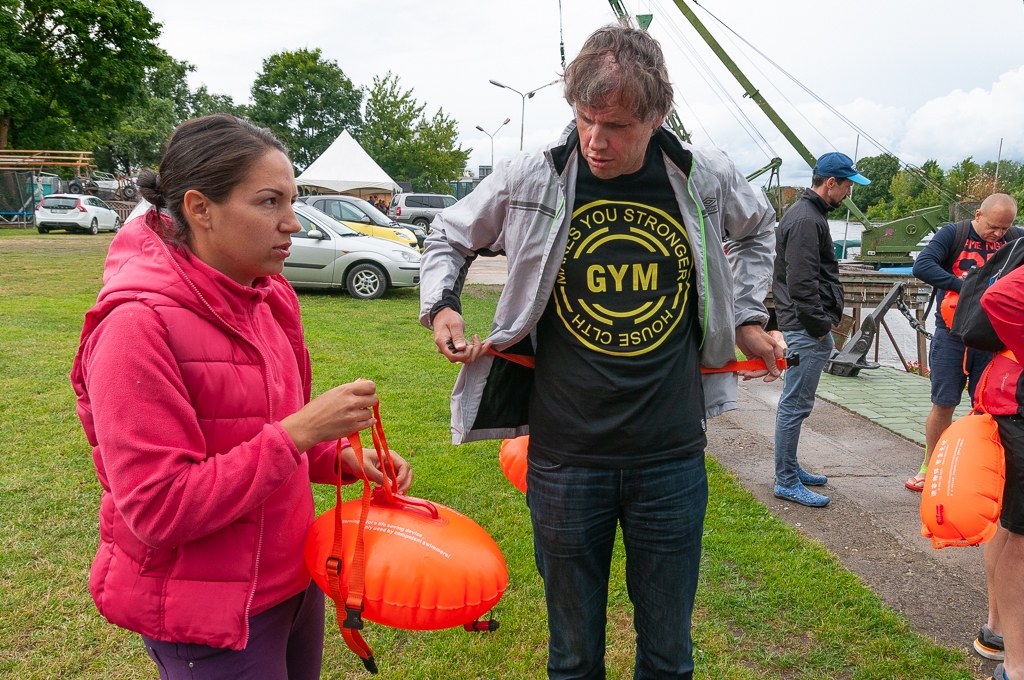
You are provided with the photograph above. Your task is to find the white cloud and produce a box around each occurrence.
[898,65,1024,167]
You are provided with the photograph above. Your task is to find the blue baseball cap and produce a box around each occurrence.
[814,152,870,185]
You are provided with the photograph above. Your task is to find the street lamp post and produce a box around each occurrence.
[475,118,511,171]
[488,79,560,150]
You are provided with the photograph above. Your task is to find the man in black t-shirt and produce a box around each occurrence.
[420,25,780,679]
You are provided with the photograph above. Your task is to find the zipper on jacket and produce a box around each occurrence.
[685,176,710,349]
[241,504,265,648]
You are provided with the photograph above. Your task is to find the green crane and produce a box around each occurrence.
[667,0,946,266]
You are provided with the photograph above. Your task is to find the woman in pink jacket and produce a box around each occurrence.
[71,114,411,679]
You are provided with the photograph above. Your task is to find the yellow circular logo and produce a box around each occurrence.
[555,200,693,356]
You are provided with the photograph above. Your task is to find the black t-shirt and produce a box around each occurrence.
[528,139,706,468]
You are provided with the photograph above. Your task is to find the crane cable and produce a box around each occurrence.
[653,11,776,159]
[654,0,836,154]
[690,0,955,203]
[558,0,566,69]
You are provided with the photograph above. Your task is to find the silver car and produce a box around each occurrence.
[285,203,420,299]
[388,193,457,229]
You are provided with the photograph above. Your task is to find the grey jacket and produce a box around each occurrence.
[419,124,776,444]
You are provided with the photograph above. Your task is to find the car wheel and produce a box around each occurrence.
[89,218,99,235]
[69,181,83,194]
[346,263,388,300]
[413,217,430,228]
[112,218,121,233]
[122,185,137,200]
[37,227,48,234]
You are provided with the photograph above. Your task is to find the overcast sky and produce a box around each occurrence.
[145,0,1024,186]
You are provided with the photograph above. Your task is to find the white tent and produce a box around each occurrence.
[296,130,400,197]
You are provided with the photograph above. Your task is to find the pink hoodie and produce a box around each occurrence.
[71,212,350,650]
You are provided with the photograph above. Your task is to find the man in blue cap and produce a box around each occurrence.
[771,152,870,507]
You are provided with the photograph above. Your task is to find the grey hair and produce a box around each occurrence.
[563,24,674,122]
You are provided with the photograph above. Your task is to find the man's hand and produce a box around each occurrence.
[735,325,785,382]
[433,307,492,364]
[769,330,787,352]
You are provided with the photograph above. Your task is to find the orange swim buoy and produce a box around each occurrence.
[499,436,529,492]
[941,291,959,329]
[920,412,1005,549]
[306,404,508,673]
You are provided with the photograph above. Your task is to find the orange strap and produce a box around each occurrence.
[488,348,536,368]
[699,357,789,373]
[486,348,787,374]
[324,403,407,675]
[325,432,379,674]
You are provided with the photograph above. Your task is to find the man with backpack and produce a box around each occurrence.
[908,192,1020,663]
[977,263,1024,680]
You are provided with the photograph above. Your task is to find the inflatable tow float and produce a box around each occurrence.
[920,353,1012,548]
[305,403,508,673]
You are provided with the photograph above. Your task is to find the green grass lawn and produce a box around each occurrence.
[0,229,976,678]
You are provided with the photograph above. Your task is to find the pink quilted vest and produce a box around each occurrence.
[71,212,339,650]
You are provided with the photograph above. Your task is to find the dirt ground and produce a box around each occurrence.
[709,379,998,677]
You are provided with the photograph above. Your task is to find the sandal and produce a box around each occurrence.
[905,474,925,492]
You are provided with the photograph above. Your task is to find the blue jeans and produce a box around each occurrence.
[526,454,708,680]
[774,329,835,487]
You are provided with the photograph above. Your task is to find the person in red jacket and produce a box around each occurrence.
[70,114,411,680]
[979,264,1024,680]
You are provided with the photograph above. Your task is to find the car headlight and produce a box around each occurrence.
[392,249,420,263]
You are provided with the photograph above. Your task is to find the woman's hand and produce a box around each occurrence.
[281,380,378,453]
[341,446,413,495]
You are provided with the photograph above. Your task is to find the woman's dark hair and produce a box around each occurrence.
[137,114,289,244]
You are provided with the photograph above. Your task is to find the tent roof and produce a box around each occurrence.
[296,130,400,194]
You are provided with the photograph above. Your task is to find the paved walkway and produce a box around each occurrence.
[816,368,971,446]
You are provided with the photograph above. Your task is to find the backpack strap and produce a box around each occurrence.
[942,219,974,272]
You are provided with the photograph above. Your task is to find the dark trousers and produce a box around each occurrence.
[142,580,324,680]
[526,454,708,680]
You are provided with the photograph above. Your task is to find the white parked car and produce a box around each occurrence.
[285,202,420,299]
[35,194,121,234]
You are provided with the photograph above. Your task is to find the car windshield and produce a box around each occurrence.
[41,197,78,209]
[295,205,361,236]
[347,198,396,227]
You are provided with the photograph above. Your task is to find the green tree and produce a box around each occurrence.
[947,157,987,200]
[360,73,470,193]
[94,98,176,175]
[189,86,247,119]
[846,153,901,214]
[866,159,948,221]
[249,48,362,171]
[95,50,245,174]
[0,0,163,150]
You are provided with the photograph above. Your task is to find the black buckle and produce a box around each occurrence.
[325,556,342,575]
[787,351,800,368]
[463,618,500,632]
[361,654,378,674]
[343,604,365,630]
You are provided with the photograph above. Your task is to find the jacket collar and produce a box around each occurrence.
[801,187,832,216]
[547,121,693,178]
